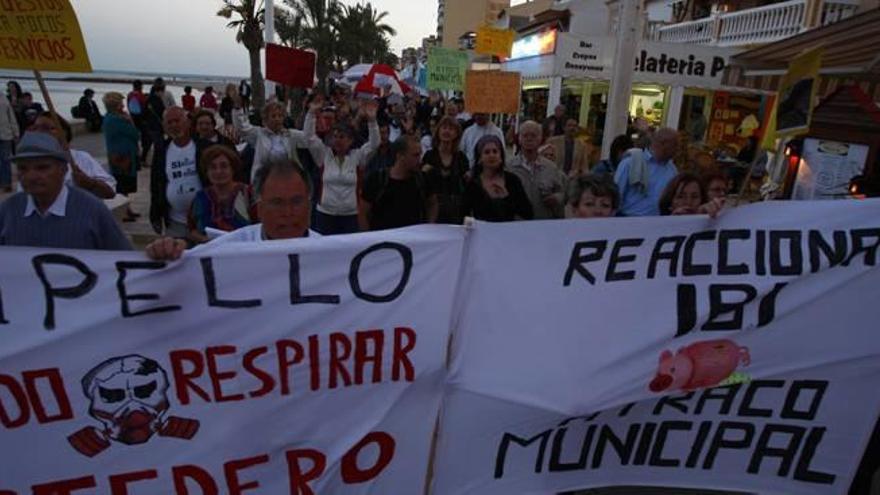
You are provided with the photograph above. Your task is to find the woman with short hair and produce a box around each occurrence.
[101,92,141,220]
[187,144,253,244]
[422,116,469,224]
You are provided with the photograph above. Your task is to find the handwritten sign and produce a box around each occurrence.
[464,70,521,114]
[475,25,515,58]
[427,47,468,91]
[265,43,315,88]
[0,0,91,72]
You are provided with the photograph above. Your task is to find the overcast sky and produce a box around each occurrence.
[69,0,437,77]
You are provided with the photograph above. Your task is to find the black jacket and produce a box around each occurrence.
[150,138,207,232]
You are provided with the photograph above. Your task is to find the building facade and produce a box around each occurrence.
[438,0,511,48]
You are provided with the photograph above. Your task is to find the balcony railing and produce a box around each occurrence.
[654,0,860,46]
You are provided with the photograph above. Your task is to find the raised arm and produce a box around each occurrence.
[231,96,258,145]
[303,101,327,164]
[355,101,380,166]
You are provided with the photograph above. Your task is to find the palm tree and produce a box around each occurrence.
[285,0,341,91]
[217,0,266,110]
[275,6,304,47]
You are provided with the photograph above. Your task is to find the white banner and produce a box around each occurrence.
[434,200,880,494]
[0,226,466,494]
[555,33,738,88]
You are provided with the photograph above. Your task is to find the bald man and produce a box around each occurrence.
[150,106,207,237]
[613,128,679,216]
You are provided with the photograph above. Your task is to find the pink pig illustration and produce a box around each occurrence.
[649,339,750,393]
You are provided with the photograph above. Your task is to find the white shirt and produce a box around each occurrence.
[164,140,201,224]
[204,223,321,246]
[420,134,432,159]
[25,184,69,218]
[66,149,116,191]
[460,123,505,168]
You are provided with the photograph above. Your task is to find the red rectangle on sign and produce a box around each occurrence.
[265,43,315,89]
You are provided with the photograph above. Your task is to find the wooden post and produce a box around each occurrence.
[32,70,79,169]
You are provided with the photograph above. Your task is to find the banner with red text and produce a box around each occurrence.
[433,200,880,494]
[0,226,465,494]
[0,0,92,72]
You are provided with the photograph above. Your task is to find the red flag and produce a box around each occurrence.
[354,64,411,96]
[265,43,315,89]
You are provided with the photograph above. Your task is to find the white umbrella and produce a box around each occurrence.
[342,63,403,84]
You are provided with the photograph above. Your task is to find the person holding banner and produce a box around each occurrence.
[145,158,317,260]
[461,134,532,222]
[186,145,253,244]
[0,132,131,250]
[568,174,619,219]
[658,172,725,217]
[304,98,380,235]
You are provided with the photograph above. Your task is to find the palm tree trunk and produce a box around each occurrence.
[249,47,266,111]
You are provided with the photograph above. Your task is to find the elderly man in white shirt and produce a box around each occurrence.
[146,158,319,260]
[460,113,504,169]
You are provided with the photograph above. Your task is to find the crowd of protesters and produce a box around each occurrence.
[3,76,736,251]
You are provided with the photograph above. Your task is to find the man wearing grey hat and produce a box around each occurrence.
[0,132,131,250]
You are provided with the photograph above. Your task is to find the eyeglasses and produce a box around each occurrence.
[260,196,308,210]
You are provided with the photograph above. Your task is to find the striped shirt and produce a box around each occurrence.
[0,185,132,250]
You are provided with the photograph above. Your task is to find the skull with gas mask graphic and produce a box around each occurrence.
[67,355,199,457]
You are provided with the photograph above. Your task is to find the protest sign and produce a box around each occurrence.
[433,200,880,494]
[464,70,521,114]
[0,0,91,72]
[776,48,823,138]
[0,227,465,494]
[427,47,468,91]
[265,43,315,89]
[475,25,515,58]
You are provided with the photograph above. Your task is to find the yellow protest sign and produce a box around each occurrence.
[475,26,515,58]
[775,48,822,139]
[0,0,92,72]
[464,70,521,114]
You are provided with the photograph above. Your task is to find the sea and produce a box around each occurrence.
[0,69,246,121]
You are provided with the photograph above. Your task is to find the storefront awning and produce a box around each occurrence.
[722,8,880,97]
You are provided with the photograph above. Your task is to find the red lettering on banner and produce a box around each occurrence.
[329,332,353,388]
[0,374,29,428]
[108,470,158,495]
[286,449,326,495]
[22,368,73,424]
[355,330,384,384]
[341,431,396,483]
[172,465,218,495]
[0,490,16,495]
[242,346,275,398]
[169,349,211,405]
[308,335,321,391]
[392,327,416,381]
[31,476,96,495]
[206,346,245,403]
[224,455,269,494]
[276,339,304,395]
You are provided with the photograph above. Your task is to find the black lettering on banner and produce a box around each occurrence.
[548,424,596,471]
[647,236,685,279]
[349,243,412,303]
[703,284,757,331]
[32,254,97,330]
[288,254,340,305]
[758,283,787,327]
[770,231,803,276]
[781,380,827,421]
[717,230,750,275]
[808,230,847,273]
[683,231,717,276]
[593,424,640,468]
[494,430,552,478]
[563,241,607,286]
[617,402,637,417]
[756,230,767,276]
[605,239,644,282]
[685,421,714,468]
[649,421,692,467]
[116,261,182,317]
[794,427,836,484]
[843,228,880,267]
[557,411,602,427]
[653,392,694,415]
[748,424,805,477]
[632,422,657,465]
[676,284,697,337]
[695,384,741,415]
[703,421,755,469]
[200,258,262,308]
[739,380,785,417]
[0,286,7,324]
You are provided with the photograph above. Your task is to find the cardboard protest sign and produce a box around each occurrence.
[427,47,468,91]
[776,48,823,138]
[475,25,515,58]
[0,0,91,72]
[265,43,315,88]
[0,227,465,494]
[433,200,880,495]
[464,70,521,114]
